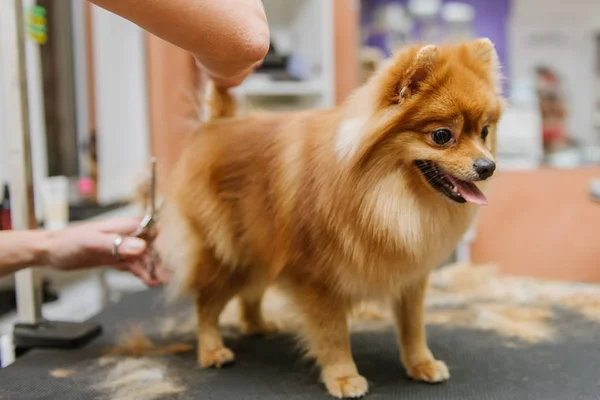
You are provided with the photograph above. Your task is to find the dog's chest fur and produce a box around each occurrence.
[308,172,478,298]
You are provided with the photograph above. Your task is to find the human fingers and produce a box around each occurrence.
[127,260,160,287]
[91,217,146,235]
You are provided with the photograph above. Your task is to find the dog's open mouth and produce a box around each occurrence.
[414,160,488,205]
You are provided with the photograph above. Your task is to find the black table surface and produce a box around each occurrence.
[1,288,599,400]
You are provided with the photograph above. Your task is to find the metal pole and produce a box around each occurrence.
[70,0,91,179]
[0,0,43,324]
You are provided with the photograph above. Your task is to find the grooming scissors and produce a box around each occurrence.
[130,157,160,277]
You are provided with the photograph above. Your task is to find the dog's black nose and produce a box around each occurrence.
[473,159,496,180]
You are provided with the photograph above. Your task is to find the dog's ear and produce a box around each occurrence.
[399,45,439,101]
[468,38,502,94]
[469,38,499,68]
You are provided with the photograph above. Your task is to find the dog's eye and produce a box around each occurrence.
[431,129,453,145]
[481,126,489,141]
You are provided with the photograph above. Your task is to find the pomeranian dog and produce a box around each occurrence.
[158,39,503,398]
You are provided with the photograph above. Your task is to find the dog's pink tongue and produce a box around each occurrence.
[447,176,488,206]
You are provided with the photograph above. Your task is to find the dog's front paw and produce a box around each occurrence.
[406,359,449,383]
[199,346,235,368]
[324,374,369,398]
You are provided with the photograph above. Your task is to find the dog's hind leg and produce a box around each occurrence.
[195,273,243,368]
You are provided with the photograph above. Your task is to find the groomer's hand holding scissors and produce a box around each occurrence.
[42,217,170,287]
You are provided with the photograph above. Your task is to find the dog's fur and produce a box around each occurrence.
[158,39,503,398]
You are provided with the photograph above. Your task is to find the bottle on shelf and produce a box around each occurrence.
[0,184,11,230]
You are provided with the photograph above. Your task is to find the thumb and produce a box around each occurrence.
[117,236,147,257]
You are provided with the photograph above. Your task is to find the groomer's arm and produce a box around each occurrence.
[88,0,270,88]
[0,230,48,278]
[0,218,165,286]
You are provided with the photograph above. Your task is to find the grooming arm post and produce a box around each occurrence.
[0,0,43,324]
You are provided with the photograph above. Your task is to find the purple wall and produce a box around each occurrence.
[360,0,511,80]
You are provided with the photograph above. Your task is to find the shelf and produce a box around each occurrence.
[238,79,325,97]
[235,0,334,108]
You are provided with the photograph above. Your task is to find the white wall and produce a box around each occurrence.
[510,0,600,146]
[0,47,12,291]
[0,46,8,188]
[91,5,150,205]
[512,0,600,18]
[243,0,335,109]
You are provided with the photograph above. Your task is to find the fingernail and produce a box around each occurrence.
[121,237,146,254]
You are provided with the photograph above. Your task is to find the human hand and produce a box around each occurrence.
[43,217,170,287]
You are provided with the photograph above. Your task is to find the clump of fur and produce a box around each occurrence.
[108,325,193,357]
[96,357,185,400]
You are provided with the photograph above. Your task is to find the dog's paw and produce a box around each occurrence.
[199,346,235,368]
[324,374,369,398]
[406,359,449,383]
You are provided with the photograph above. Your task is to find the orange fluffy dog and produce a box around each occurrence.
[159,39,503,398]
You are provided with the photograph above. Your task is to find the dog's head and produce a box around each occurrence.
[337,39,504,206]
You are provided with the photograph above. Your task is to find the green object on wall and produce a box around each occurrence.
[25,5,47,45]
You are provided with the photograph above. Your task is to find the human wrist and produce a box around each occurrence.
[32,229,53,267]
[0,229,53,278]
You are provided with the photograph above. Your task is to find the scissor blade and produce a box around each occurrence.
[148,249,157,278]
[131,213,152,237]
[150,157,157,218]
[146,157,158,278]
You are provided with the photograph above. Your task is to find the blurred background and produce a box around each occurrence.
[0,0,599,326]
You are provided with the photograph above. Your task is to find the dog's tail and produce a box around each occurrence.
[200,80,238,122]
[129,81,238,209]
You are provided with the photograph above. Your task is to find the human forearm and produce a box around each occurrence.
[0,218,169,286]
[0,230,49,278]
[89,0,269,84]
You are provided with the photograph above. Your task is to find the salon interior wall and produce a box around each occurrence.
[0,0,49,289]
[0,0,48,221]
[334,0,360,104]
[2,1,150,213]
[145,34,198,195]
[0,56,7,190]
[90,4,150,205]
[146,0,361,194]
[0,44,10,288]
[360,0,510,75]
[361,0,600,146]
[509,0,600,146]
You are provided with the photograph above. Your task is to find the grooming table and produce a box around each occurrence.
[1,285,599,400]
